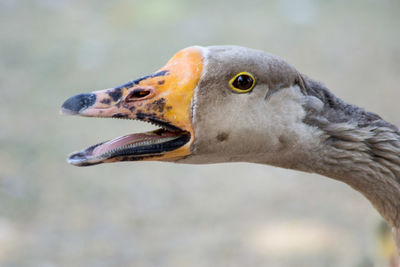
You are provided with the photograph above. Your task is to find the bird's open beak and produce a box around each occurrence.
[61,47,203,166]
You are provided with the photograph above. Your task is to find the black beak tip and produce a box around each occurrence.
[61,93,96,115]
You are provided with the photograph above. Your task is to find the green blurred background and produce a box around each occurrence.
[1,0,399,266]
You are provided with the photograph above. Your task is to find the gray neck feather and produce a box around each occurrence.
[300,76,400,227]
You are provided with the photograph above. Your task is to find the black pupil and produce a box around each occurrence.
[233,75,253,90]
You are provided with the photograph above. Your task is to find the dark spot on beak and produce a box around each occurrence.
[147,98,166,112]
[100,98,111,105]
[108,89,122,102]
[112,113,129,119]
[61,93,96,114]
[216,132,229,142]
[136,112,146,120]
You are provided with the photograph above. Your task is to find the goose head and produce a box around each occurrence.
[61,45,317,169]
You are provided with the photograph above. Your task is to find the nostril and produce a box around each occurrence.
[126,88,152,101]
[133,90,150,98]
[126,88,153,102]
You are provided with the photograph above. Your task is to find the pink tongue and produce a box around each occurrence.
[92,132,176,157]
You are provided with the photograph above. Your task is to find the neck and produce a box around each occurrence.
[297,77,400,228]
[308,122,400,261]
[310,123,400,227]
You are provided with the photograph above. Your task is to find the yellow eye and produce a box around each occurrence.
[229,72,256,93]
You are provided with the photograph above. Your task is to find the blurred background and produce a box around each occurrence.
[1,0,399,266]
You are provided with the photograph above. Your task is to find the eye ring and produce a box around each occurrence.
[229,72,256,93]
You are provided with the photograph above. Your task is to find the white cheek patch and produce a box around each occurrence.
[257,85,324,154]
[266,86,307,123]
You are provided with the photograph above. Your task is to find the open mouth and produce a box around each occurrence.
[62,46,203,166]
[67,120,191,166]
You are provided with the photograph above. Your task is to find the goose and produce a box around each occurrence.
[61,45,400,259]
